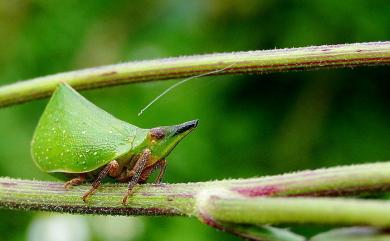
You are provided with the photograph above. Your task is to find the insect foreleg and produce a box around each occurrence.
[122,149,151,205]
[82,160,119,202]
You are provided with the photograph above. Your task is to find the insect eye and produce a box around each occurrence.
[150,128,165,140]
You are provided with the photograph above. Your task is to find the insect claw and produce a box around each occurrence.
[82,194,88,203]
[122,195,128,205]
[122,194,129,205]
[64,183,71,190]
[82,190,93,203]
[122,190,133,205]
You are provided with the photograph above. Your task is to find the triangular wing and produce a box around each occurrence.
[31,83,137,173]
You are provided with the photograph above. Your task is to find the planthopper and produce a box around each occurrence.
[31,83,198,204]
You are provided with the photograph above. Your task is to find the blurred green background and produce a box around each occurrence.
[0,0,389,240]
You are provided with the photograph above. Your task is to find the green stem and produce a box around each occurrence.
[216,223,306,241]
[310,227,390,241]
[201,196,390,227]
[1,41,389,107]
[3,162,390,240]
[1,161,390,216]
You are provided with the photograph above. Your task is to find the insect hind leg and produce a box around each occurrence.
[64,174,86,189]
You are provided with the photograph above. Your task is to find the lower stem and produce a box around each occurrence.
[202,196,390,227]
[1,160,390,237]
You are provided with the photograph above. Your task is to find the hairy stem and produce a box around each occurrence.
[201,196,390,227]
[1,161,390,217]
[217,224,306,241]
[310,227,390,241]
[0,41,389,107]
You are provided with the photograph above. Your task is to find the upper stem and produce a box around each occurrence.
[0,41,389,107]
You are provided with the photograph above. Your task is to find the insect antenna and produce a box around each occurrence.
[138,61,237,116]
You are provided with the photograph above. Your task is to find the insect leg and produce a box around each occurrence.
[154,159,167,184]
[82,160,119,202]
[138,159,167,184]
[122,149,151,205]
[108,160,121,177]
[138,165,154,184]
[64,174,86,189]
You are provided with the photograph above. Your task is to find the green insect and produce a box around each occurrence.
[31,83,198,204]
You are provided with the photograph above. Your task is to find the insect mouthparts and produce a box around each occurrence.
[174,120,199,135]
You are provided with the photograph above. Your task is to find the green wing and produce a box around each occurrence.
[31,83,137,173]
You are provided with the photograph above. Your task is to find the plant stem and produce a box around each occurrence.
[202,196,390,227]
[218,224,306,241]
[1,161,390,217]
[0,41,389,107]
[310,227,390,241]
